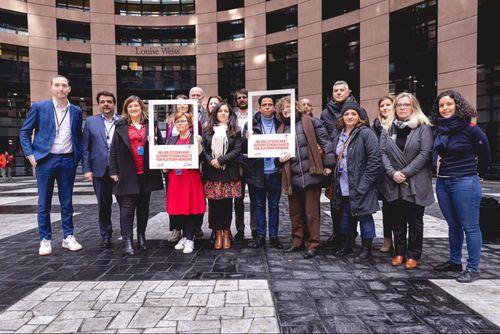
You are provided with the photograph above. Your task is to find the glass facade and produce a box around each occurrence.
[58,51,92,117]
[115,0,195,16]
[0,9,28,36]
[56,0,90,12]
[477,0,500,171]
[389,0,437,114]
[57,20,91,43]
[116,26,196,46]
[116,56,196,110]
[322,24,360,106]
[322,0,359,20]
[267,6,297,35]
[217,0,244,12]
[267,41,298,91]
[218,51,245,105]
[217,20,245,42]
[0,44,30,176]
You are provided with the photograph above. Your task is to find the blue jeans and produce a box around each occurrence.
[436,175,482,272]
[337,197,376,239]
[36,154,77,240]
[250,173,281,238]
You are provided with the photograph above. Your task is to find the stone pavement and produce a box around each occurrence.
[0,177,499,333]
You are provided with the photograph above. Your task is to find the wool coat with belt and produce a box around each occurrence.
[109,119,164,196]
[201,129,242,182]
[331,126,381,216]
[379,123,434,207]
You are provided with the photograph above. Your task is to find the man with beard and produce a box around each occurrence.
[82,91,120,248]
[233,89,258,241]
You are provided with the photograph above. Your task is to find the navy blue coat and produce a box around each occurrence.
[19,99,83,164]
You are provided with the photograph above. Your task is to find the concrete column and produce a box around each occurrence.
[27,0,58,103]
[90,0,116,114]
[196,0,218,99]
[359,0,389,122]
[298,0,323,115]
[437,0,478,107]
[244,0,267,91]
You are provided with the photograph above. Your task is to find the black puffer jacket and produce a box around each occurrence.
[201,129,242,182]
[320,95,369,139]
[242,112,282,188]
[331,126,380,216]
[280,114,335,188]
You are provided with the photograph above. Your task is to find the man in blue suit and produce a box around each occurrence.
[82,91,120,248]
[20,75,83,256]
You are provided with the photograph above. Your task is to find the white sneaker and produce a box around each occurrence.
[174,237,187,250]
[62,235,83,252]
[167,229,181,242]
[39,239,52,256]
[183,240,194,254]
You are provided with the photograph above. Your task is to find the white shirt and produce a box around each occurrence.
[102,113,119,152]
[236,108,248,134]
[50,98,73,154]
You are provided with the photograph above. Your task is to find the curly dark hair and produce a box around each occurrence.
[432,90,476,121]
[205,102,239,137]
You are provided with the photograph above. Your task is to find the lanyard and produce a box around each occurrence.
[131,124,145,146]
[260,119,275,134]
[54,105,69,133]
[104,119,116,140]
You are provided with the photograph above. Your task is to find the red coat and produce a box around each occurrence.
[0,154,14,169]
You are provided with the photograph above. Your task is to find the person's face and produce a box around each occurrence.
[50,77,71,100]
[438,96,456,119]
[127,101,143,120]
[259,98,275,117]
[217,105,230,124]
[333,84,349,104]
[343,109,359,128]
[395,97,412,120]
[208,98,220,114]
[281,102,291,118]
[189,88,204,106]
[174,115,190,133]
[379,98,392,119]
[177,102,189,114]
[299,98,312,114]
[236,93,248,109]
[98,95,115,116]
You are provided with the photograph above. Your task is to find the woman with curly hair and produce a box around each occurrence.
[433,90,491,283]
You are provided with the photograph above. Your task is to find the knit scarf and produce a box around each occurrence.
[277,113,323,195]
[433,115,469,164]
[211,124,228,169]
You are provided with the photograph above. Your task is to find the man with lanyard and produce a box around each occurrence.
[243,95,283,249]
[233,88,258,241]
[20,75,83,256]
[82,91,120,248]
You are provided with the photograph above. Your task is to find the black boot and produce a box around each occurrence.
[122,238,135,255]
[354,239,373,263]
[137,233,147,251]
[333,236,353,257]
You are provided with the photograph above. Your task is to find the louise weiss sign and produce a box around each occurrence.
[148,99,199,169]
[247,89,296,158]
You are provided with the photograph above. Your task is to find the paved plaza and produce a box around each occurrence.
[0,177,499,333]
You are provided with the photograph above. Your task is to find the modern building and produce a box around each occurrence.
[0,0,498,176]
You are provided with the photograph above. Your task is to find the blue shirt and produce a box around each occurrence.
[336,130,349,196]
[261,115,278,174]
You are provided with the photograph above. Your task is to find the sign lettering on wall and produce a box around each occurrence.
[135,47,182,55]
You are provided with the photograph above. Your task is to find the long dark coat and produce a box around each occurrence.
[201,129,242,182]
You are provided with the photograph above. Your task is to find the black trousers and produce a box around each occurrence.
[234,178,257,232]
[92,168,114,238]
[116,176,151,239]
[381,199,393,239]
[209,198,233,230]
[169,214,203,240]
[387,199,425,259]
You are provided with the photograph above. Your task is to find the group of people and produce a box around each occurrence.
[0,150,14,182]
[19,75,491,284]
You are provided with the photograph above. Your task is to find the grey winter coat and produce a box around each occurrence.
[280,114,335,189]
[332,126,380,216]
[379,123,434,207]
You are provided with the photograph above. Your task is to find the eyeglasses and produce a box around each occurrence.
[396,103,411,109]
[175,119,188,124]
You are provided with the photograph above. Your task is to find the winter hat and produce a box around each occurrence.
[341,101,369,121]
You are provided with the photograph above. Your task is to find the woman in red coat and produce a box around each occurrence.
[165,112,206,254]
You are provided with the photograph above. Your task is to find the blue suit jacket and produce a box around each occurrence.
[19,99,83,164]
[81,114,116,177]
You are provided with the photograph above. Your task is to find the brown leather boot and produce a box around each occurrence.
[223,230,232,249]
[380,237,393,253]
[214,230,223,250]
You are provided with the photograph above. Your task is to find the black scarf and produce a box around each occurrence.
[433,115,469,164]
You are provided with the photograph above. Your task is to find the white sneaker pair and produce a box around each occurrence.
[167,229,181,242]
[174,237,194,254]
[39,235,83,256]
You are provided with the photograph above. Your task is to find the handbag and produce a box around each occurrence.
[325,134,352,200]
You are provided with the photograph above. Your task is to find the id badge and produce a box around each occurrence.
[137,146,144,156]
[175,169,182,176]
